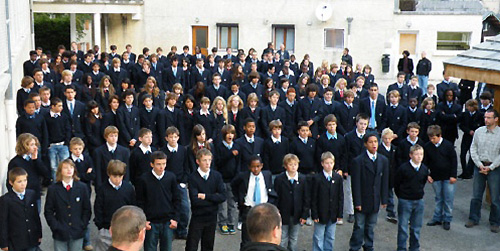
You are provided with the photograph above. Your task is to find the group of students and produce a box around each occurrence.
[1,42,496,251]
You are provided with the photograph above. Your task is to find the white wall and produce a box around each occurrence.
[0,0,33,194]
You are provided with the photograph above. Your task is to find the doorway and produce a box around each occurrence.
[192,26,209,55]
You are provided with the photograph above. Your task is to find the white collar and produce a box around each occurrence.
[323,170,333,179]
[407,136,418,145]
[167,106,174,112]
[286,171,298,182]
[152,169,164,180]
[67,99,75,105]
[72,154,84,162]
[409,160,421,170]
[13,189,25,199]
[114,67,120,72]
[50,111,61,117]
[356,129,365,138]
[139,144,152,154]
[92,70,100,75]
[62,179,74,189]
[200,109,210,116]
[250,172,263,179]
[367,150,377,160]
[167,144,178,152]
[270,104,277,110]
[108,179,122,189]
[383,142,391,151]
[245,134,255,143]
[435,137,443,147]
[271,135,281,143]
[409,107,417,112]
[197,167,210,179]
[106,142,117,152]
[197,142,205,148]
[298,136,308,143]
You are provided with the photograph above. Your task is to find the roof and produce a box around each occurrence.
[444,34,500,85]
[416,0,483,14]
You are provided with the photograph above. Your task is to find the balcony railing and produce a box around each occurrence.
[33,0,143,4]
[398,0,483,13]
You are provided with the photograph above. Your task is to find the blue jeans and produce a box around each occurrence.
[176,184,190,237]
[349,212,378,251]
[282,220,301,251]
[469,167,500,226]
[417,75,428,94]
[431,180,455,223]
[387,188,397,218]
[83,228,91,247]
[144,222,174,251]
[313,220,336,251]
[218,183,237,227]
[397,199,424,251]
[54,238,83,251]
[48,144,69,181]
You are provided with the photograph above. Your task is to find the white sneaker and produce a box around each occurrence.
[306,218,313,226]
[337,219,344,225]
[237,222,242,231]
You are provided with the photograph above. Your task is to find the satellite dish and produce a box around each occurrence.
[315,2,333,22]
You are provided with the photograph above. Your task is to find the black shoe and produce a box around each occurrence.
[427,221,442,226]
[491,225,500,233]
[347,214,355,223]
[386,216,398,224]
[462,175,473,180]
[176,234,188,240]
[465,221,478,228]
[443,222,450,230]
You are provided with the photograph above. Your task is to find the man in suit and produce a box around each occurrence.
[349,134,389,251]
[276,44,290,60]
[23,50,39,77]
[360,83,386,135]
[62,85,85,141]
[231,155,277,249]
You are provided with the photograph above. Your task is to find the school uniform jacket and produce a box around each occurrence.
[214,140,240,183]
[162,145,191,184]
[116,105,141,146]
[194,111,217,140]
[231,170,277,211]
[241,83,264,101]
[378,144,397,189]
[386,83,410,107]
[436,102,462,140]
[206,85,229,102]
[296,97,323,137]
[94,181,136,230]
[16,88,31,115]
[274,172,310,225]
[262,136,289,174]
[351,152,389,214]
[239,106,263,137]
[345,130,365,173]
[44,181,91,241]
[190,67,211,87]
[311,172,343,224]
[407,107,424,125]
[62,100,86,141]
[278,100,298,139]
[408,86,423,103]
[16,113,49,151]
[188,170,226,221]
[436,81,459,102]
[32,81,55,94]
[235,136,264,172]
[335,102,359,135]
[163,66,183,91]
[139,107,164,147]
[290,137,316,174]
[260,105,286,138]
[0,189,42,250]
[359,97,386,132]
[385,104,408,139]
[93,144,130,187]
[108,68,129,89]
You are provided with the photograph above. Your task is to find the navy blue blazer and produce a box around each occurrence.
[311,172,343,223]
[44,181,91,241]
[108,68,129,89]
[235,136,264,172]
[274,172,310,225]
[231,170,277,211]
[93,144,130,187]
[385,104,408,139]
[162,66,183,91]
[139,107,164,147]
[359,97,386,132]
[62,100,86,140]
[335,102,359,135]
[351,152,389,214]
[206,85,229,102]
[296,97,323,138]
[190,67,211,87]
[437,81,459,102]
[278,100,298,139]
[116,105,141,146]
[386,83,410,107]
[260,105,286,138]
[0,189,42,250]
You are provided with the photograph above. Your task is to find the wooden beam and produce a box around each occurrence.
[444,64,500,86]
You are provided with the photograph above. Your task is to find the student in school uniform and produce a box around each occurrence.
[407,97,423,125]
[163,57,182,91]
[278,87,298,140]
[353,77,369,100]
[235,118,265,172]
[93,126,130,187]
[296,84,323,138]
[311,152,343,251]
[94,160,136,251]
[386,72,410,107]
[315,114,347,181]
[240,93,263,137]
[44,159,91,251]
[420,97,437,143]
[227,94,244,138]
[23,50,39,77]
[186,149,226,251]
[214,125,240,235]
[191,58,211,88]
[66,137,94,250]
[101,95,120,129]
[44,97,72,181]
[7,133,49,210]
[83,101,104,157]
[195,97,217,141]
[32,67,55,94]
[318,87,340,135]
[408,76,423,104]
[179,95,196,146]
[108,58,129,90]
[385,90,408,143]
[232,155,277,249]
[62,85,86,141]
[78,53,93,74]
[211,96,228,141]
[139,94,164,148]
[335,90,359,135]
[349,134,389,251]
[458,99,484,179]
[206,73,229,102]
[136,151,181,251]
[241,72,264,101]
[160,126,191,239]
[290,121,317,176]
[360,83,386,135]
[17,76,35,115]
[16,99,49,152]
[117,90,141,148]
[262,120,289,178]
[344,114,370,224]
[422,84,438,104]
[436,73,459,102]
[436,89,461,145]
[0,168,42,251]
[479,91,493,113]
[424,125,457,231]
[129,128,156,186]
[90,62,106,85]
[260,91,286,138]
[95,76,116,111]
[274,154,309,251]
[394,144,430,251]
[396,122,424,168]
[378,128,398,224]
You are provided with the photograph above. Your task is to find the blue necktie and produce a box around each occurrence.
[327,176,331,182]
[19,194,24,200]
[254,176,261,205]
[203,174,208,180]
[70,102,74,116]
[372,156,376,162]
[370,100,376,128]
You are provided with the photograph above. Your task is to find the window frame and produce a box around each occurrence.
[324,28,345,50]
[272,24,295,52]
[436,31,471,51]
[217,23,239,51]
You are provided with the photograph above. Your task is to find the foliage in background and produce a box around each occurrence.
[34,13,91,53]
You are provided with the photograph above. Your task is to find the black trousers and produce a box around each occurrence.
[185,218,216,251]
[240,206,252,250]
[460,135,474,177]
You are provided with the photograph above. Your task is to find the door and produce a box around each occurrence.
[399,33,417,55]
[192,26,209,56]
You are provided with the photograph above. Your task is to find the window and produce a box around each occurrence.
[437,32,471,50]
[217,23,238,50]
[273,25,295,52]
[324,29,344,49]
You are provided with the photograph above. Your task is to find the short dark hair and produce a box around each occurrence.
[8,167,28,183]
[151,151,167,163]
[246,203,282,242]
[249,155,263,166]
[244,118,255,127]
[363,133,378,144]
[356,113,370,123]
[486,108,499,118]
[427,125,442,137]
[369,83,379,90]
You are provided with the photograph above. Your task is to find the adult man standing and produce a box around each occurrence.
[108,206,148,251]
[416,51,432,94]
[466,109,500,233]
[342,48,353,67]
[241,203,286,251]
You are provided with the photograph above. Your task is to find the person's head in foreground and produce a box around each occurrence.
[109,205,148,251]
